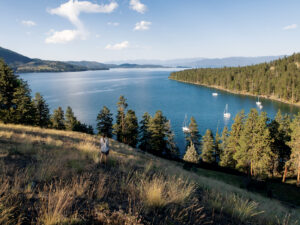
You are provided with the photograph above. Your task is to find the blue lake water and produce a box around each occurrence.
[20,69,300,153]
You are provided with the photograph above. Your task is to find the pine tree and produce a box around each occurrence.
[288,113,300,186]
[33,93,50,128]
[51,107,65,130]
[215,129,221,163]
[251,112,274,177]
[65,106,77,131]
[0,60,36,125]
[147,110,168,156]
[123,109,139,147]
[139,112,152,151]
[269,110,291,177]
[234,109,258,174]
[96,106,113,138]
[185,116,201,150]
[183,142,200,164]
[220,111,245,168]
[219,126,229,165]
[201,129,215,163]
[165,120,180,159]
[113,95,128,143]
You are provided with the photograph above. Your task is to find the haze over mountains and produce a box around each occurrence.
[0,45,283,73]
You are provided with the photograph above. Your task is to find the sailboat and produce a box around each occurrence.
[256,97,262,106]
[182,114,190,133]
[224,104,231,119]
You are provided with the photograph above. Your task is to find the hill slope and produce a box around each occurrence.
[0,123,299,224]
[169,53,300,105]
[0,46,31,64]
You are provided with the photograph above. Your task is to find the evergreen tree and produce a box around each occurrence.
[65,106,77,131]
[113,95,128,143]
[215,129,221,162]
[185,116,201,150]
[288,113,300,186]
[220,111,245,168]
[123,109,139,147]
[201,129,215,163]
[234,109,258,174]
[139,112,151,151]
[165,120,180,159]
[0,60,35,125]
[251,112,274,177]
[219,126,229,164]
[74,122,94,135]
[147,110,168,156]
[51,107,65,130]
[96,106,113,138]
[183,142,200,164]
[33,93,50,128]
[269,110,291,177]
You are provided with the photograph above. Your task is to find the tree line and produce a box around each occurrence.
[183,109,300,186]
[169,53,300,103]
[0,59,93,134]
[1,59,300,186]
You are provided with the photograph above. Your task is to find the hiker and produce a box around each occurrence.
[100,134,110,164]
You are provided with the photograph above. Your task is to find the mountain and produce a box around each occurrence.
[66,61,109,70]
[0,46,32,64]
[107,56,282,68]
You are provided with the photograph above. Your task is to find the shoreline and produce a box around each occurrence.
[169,78,300,108]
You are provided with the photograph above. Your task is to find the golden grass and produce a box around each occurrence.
[0,122,300,224]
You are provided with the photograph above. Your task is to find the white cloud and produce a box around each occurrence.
[107,22,119,26]
[46,0,118,44]
[129,0,147,14]
[283,24,297,30]
[21,20,36,27]
[134,20,151,30]
[105,41,129,50]
[45,29,84,44]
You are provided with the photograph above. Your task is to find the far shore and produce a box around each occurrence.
[169,78,300,108]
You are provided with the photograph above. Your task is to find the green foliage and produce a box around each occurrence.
[183,142,200,164]
[96,106,113,137]
[220,111,245,168]
[201,129,215,163]
[123,109,139,147]
[51,107,65,130]
[139,112,151,151]
[170,53,300,103]
[164,120,180,159]
[288,113,300,186]
[33,93,51,128]
[185,116,201,150]
[0,60,35,124]
[113,95,128,142]
[65,106,77,131]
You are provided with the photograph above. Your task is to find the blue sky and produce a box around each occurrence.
[0,0,300,62]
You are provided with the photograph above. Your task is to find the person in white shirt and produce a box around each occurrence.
[100,134,110,164]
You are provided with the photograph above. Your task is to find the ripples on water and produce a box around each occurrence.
[20,69,300,153]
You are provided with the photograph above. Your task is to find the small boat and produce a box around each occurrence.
[258,104,263,110]
[182,114,190,133]
[212,93,218,96]
[256,97,261,106]
[224,104,231,119]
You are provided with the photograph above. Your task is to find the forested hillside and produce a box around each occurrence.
[170,53,300,104]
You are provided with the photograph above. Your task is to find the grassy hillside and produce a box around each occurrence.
[0,123,299,225]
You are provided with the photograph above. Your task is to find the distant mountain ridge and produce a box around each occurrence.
[107,56,283,68]
[0,45,283,73]
[0,46,167,73]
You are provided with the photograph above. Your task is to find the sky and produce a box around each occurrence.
[0,0,300,62]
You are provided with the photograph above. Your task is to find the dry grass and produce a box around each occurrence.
[0,122,299,225]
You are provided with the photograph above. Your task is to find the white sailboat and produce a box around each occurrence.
[256,97,262,106]
[212,92,218,96]
[182,114,190,133]
[224,104,231,119]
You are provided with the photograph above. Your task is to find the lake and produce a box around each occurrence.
[20,69,300,153]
